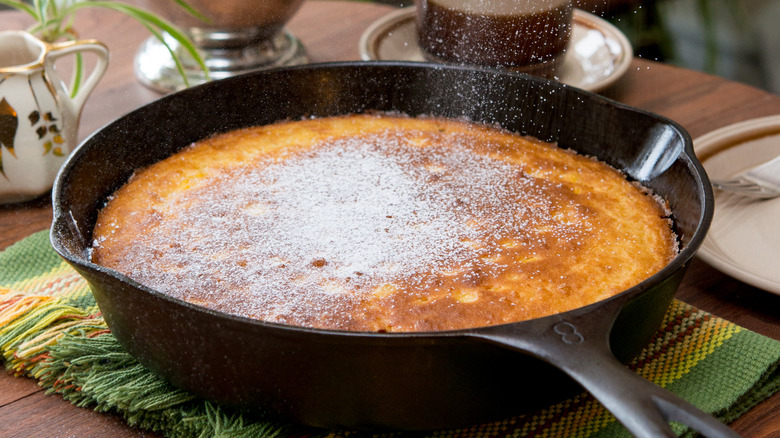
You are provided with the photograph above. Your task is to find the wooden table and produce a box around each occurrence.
[2,2,779,437]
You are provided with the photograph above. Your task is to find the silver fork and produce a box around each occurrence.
[710,154,780,199]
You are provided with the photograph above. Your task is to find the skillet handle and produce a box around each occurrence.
[470,301,740,438]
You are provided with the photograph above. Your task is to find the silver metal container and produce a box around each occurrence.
[134,0,307,92]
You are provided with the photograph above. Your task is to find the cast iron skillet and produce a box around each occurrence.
[51,62,732,437]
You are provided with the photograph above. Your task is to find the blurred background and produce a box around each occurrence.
[379,0,780,94]
[575,0,780,94]
[4,0,778,93]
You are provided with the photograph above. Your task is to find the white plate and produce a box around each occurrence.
[359,7,633,93]
[694,115,780,295]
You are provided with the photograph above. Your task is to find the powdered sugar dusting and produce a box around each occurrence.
[98,126,595,329]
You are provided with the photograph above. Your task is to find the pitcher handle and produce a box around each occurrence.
[43,39,109,117]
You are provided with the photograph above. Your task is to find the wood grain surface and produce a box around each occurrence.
[1,2,779,437]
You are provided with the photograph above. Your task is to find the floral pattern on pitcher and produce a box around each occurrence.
[0,95,66,178]
[31,110,66,157]
[0,97,16,168]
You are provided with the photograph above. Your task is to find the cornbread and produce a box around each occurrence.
[91,113,678,332]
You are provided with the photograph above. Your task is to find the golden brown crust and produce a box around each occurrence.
[92,114,678,332]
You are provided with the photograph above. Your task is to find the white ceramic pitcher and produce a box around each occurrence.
[0,30,108,204]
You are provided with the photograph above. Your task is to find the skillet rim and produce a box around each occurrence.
[49,60,714,339]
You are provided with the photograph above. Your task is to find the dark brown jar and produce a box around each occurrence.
[416,0,572,77]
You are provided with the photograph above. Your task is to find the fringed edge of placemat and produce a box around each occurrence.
[0,287,105,373]
[0,285,293,438]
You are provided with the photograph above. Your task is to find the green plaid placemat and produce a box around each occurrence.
[2,230,779,437]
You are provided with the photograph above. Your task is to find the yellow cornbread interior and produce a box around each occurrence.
[92,114,678,332]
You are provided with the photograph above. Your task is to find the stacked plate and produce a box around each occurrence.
[694,115,780,295]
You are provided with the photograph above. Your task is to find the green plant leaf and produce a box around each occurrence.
[69,1,211,83]
[33,0,50,37]
[0,0,37,18]
[169,0,211,25]
[136,20,193,88]
[70,52,84,99]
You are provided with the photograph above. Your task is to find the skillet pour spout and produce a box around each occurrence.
[51,62,727,434]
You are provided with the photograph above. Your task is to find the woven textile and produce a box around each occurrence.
[1,230,779,437]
